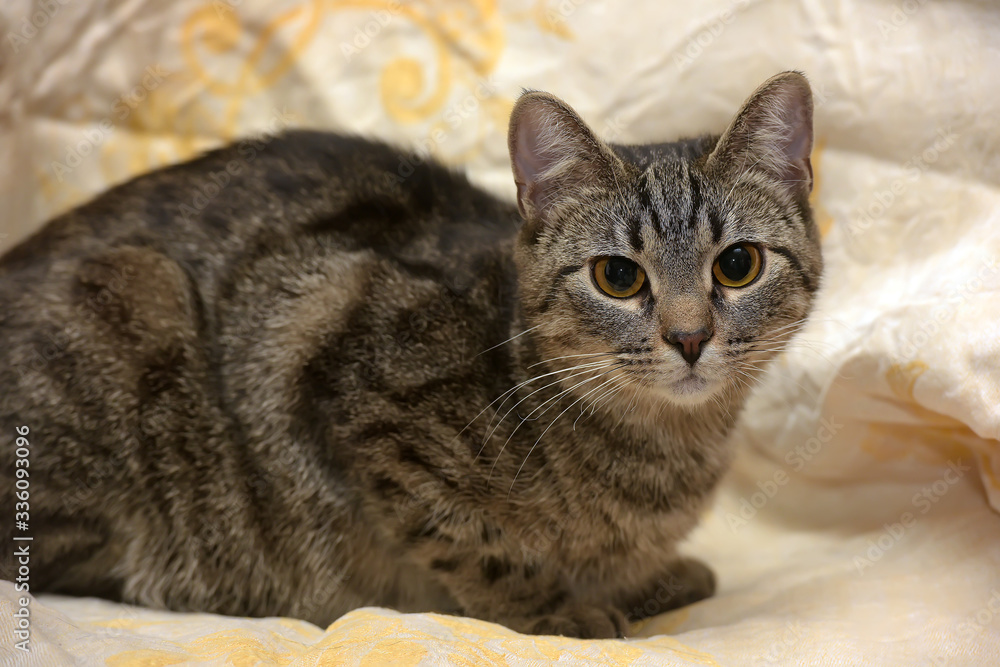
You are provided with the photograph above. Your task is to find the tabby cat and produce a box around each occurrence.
[0,71,821,638]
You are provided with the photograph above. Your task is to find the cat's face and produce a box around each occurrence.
[509,72,822,408]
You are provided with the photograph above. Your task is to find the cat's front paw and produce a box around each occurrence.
[619,557,717,622]
[664,556,716,608]
[520,603,629,639]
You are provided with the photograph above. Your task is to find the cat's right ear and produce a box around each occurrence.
[704,71,814,200]
[508,92,621,223]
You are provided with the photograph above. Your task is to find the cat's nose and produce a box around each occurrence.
[665,329,711,366]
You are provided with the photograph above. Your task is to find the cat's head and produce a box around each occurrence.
[507,72,822,408]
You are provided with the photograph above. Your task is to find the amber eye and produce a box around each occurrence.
[712,244,762,287]
[594,257,645,298]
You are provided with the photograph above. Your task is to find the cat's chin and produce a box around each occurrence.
[656,373,722,408]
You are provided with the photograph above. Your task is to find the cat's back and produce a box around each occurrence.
[1,130,518,281]
[0,129,522,378]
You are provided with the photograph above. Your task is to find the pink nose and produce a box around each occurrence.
[666,329,711,366]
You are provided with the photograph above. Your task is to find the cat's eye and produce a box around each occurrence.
[594,257,645,298]
[712,244,762,288]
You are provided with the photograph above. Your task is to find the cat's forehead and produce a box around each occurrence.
[597,156,785,258]
[596,158,716,253]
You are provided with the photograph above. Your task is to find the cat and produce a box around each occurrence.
[0,71,821,638]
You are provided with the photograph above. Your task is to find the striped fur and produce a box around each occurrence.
[0,72,821,638]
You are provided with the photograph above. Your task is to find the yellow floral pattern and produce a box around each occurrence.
[30,0,532,226]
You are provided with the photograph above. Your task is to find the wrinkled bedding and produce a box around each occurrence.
[1,0,999,664]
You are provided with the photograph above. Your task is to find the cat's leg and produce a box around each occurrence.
[362,460,629,637]
[615,556,716,623]
[8,244,221,608]
[422,552,630,639]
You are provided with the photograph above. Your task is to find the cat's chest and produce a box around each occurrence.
[558,420,727,517]
[558,467,709,552]
[525,484,705,592]
[511,421,729,574]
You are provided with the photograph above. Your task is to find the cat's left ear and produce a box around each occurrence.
[508,91,623,223]
[704,71,814,199]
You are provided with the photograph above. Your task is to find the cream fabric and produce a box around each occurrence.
[2,0,999,664]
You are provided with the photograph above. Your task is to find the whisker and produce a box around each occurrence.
[766,318,810,336]
[474,324,541,357]
[729,367,759,395]
[465,359,617,459]
[488,363,625,488]
[574,374,632,428]
[740,343,840,371]
[481,360,616,450]
[474,360,617,462]
[705,390,732,424]
[579,368,656,429]
[507,371,626,496]
[581,378,628,418]
[739,361,822,401]
[612,378,644,430]
[527,352,614,369]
